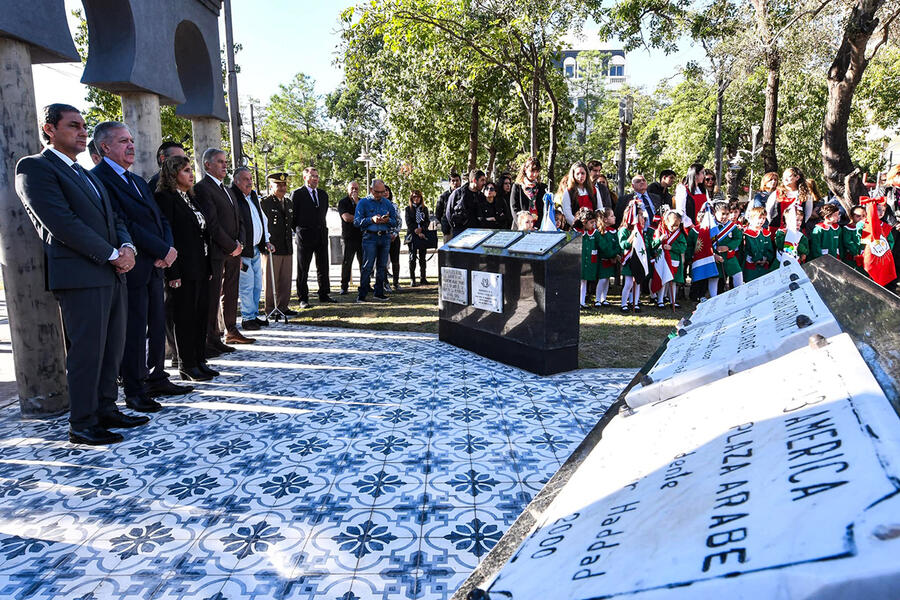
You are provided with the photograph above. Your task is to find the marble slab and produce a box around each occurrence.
[440,266,468,305]
[507,232,567,255]
[485,333,900,600]
[446,228,495,249]
[626,280,841,408]
[471,271,503,313]
[684,257,808,330]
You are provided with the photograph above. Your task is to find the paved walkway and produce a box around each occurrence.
[0,322,632,599]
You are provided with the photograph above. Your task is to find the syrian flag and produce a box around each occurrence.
[861,196,897,286]
[650,228,680,294]
[540,192,558,231]
[690,203,719,281]
[623,201,649,284]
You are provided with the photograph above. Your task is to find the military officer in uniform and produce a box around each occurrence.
[260,173,297,317]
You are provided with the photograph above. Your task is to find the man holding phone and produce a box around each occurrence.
[353,179,398,302]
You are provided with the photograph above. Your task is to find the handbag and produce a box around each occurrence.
[413,229,438,250]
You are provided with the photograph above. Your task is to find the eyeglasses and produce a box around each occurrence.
[485,187,496,192]
[704,177,715,182]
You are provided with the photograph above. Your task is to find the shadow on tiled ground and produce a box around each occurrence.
[0,324,633,600]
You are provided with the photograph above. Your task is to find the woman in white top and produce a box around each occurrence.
[765,166,814,229]
[673,162,707,228]
[558,161,597,226]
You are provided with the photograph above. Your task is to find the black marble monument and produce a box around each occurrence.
[438,229,580,375]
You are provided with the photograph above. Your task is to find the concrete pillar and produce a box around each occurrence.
[120,92,162,179]
[191,117,223,178]
[0,38,69,417]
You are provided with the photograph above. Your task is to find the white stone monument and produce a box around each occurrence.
[485,333,900,600]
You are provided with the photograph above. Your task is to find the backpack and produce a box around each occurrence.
[447,185,470,229]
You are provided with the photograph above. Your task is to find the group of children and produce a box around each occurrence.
[576,198,881,312]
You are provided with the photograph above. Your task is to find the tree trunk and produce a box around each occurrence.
[715,75,724,184]
[467,97,479,172]
[726,162,744,201]
[761,53,780,174]
[822,0,886,210]
[529,74,540,157]
[486,146,498,180]
[544,78,560,189]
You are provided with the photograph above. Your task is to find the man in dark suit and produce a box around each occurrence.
[647,170,676,210]
[91,122,192,410]
[615,174,662,228]
[231,167,275,330]
[193,148,251,352]
[291,167,335,308]
[15,104,148,445]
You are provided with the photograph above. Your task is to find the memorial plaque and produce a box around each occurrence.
[440,266,468,305]
[685,257,808,329]
[626,281,841,408]
[508,231,568,255]
[486,333,900,600]
[481,231,523,249]
[470,271,503,313]
[446,228,495,249]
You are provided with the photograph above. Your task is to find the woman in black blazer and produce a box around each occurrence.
[404,190,430,286]
[509,156,547,229]
[154,155,216,382]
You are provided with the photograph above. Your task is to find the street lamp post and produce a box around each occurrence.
[356,142,372,191]
[261,143,273,181]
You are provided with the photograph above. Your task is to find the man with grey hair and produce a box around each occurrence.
[91,121,189,410]
[353,179,398,301]
[193,148,250,353]
[230,167,275,330]
[615,173,661,228]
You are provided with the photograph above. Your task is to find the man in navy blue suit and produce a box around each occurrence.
[91,121,192,412]
[16,105,145,445]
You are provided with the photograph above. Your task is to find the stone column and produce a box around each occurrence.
[120,92,162,179]
[0,38,69,416]
[191,117,223,178]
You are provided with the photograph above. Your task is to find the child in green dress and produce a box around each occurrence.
[578,208,600,308]
[594,208,621,307]
[841,206,866,273]
[713,201,744,288]
[618,205,653,312]
[650,210,687,308]
[809,204,842,260]
[741,206,775,281]
[775,206,810,263]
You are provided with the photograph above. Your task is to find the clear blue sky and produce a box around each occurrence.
[32,0,702,134]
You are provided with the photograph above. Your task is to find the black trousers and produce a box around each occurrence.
[207,256,240,340]
[171,278,210,369]
[408,244,427,281]
[55,280,127,429]
[296,241,330,301]
[121,274,166,397]
[340,236,363,291]
[389,236,401,285]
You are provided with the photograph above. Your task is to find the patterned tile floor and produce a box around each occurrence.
[0,325,633,600]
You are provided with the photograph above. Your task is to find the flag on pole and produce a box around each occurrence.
[650,227,682,294]
[623,201,649,284]
[690,203,719,281]
[860,196,896,287]
[540,192,558,232]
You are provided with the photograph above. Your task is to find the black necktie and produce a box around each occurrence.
[72,164,99,198]
[124,171,142,199]
[312,188,318,208]
[221,183,233,205]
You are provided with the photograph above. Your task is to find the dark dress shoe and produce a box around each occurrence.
[319,296,337,303]
[339,289,348,295]
[125,395,163,413]
[283,308,298,316]
[205,344,222,359]
[99,410,150,429]
[146,379,194,397]
[254,318,269,327]
[180,367,214,382]
[198,363,219,377]
[241,319,261,331]
[213,338,236,353]
[69,426,124,445]
[299,300,311,309]
[225,331,255,344]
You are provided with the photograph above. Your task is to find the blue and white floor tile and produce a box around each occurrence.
[0,324,633,599]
